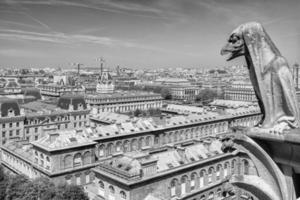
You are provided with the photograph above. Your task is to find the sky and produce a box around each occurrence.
[0,0,299,69]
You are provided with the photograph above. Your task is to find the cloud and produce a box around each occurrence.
[0,49,47,57]
[0,19,41,29]
[0,29,143,48]
[0,28,199,57]
[3,0,167,19]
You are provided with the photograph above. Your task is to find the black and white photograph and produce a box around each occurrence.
[0,0,299,199]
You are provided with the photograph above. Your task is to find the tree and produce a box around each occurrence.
[54,184,89,200]
[161,88,172,100]
[148,108,161,116]
[5,174,30,200]
[22,177,56,200]
[133,109,142,117]
[0,165,8,200]
[196,89,218,104]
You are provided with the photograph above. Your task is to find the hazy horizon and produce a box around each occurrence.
[0,0,299,69]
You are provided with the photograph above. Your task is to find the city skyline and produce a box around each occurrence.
[0,0,299,68]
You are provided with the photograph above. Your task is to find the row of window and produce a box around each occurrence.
[2,122,20,128]
[24,115,87,125]
[2,151,40,179]
[98,136,152,157]
[2,129,21,138]
[34,151,51,170]
[169,159,251,198]
[66,172,91,185]
[63,151,92,169]
[95,102,161,113]
[86,96,161,103]
[98,180,127,200]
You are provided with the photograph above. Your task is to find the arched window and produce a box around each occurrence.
[161,134,166,144]
[99,145,105,157]
[216,164,222,180]
[116,141,122,152]
[83,151,91,165]
[98,181,104,197]
[170,179,177,197]
[224,162,229,177]
[138,137,144,149]
[123,140,130,152]
[181,176,188,195]
[208,167,214,184]
[120,191,127,199]
[109,185,115,194]
[199,170,205,188]
[168,133,173,143]
[64,155,72,169]
[107,143,114,155]
[217,188,222,197]
[200,195,206,200]
[174,131,178,142]
[131,139,138,151]
[73,153,82,167]
[190,173,197,191]
[108,185,115,200]
[154,136,159,145]
[85,173,90,184]
[232,159,237,174]
[208,192,214,200]
[146,136,151,146]
[244,160,250,175]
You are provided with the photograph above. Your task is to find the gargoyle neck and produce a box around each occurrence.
[245,42,277,67]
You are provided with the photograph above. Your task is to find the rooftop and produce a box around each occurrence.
[31,129,96,151]
[162,104,204,114]
[93,118,161,138]
[95,138,224,183]
[210,99,257,108]
[85,91,161,99]
[2,140,33,163]
[90,112,131,124]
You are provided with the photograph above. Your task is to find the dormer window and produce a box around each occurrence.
[78,103,83,110]
[7,108,15,117]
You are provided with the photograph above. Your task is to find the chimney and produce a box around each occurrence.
[140,158,158,178]
[176,146,187,162]
[49,133,59,143]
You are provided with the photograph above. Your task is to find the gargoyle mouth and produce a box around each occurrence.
[221,50,240,61]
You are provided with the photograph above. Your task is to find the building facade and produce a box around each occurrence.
[0,95,89,145]
[170,86,201,101]
[38,84,85,97]
[86,92,163,114]
[89,138,258,200]
[224,81,257,102]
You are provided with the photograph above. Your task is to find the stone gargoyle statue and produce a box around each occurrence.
[221,22,300,134]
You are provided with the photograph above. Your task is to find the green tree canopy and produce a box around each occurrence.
[54,184,89,200]
[5,174,30,200]
[22,177,56,200]
[161,88,172,100]
[0,165,8,200]
[196,89,218,103]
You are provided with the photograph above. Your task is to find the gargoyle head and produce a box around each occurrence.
[220,25,245,61]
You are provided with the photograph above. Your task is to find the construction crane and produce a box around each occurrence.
[71,63,83,76]
[96,57,105,75]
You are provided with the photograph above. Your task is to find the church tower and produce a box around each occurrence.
[96,59,115,94]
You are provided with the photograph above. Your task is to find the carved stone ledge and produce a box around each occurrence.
[221,131,295,200]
